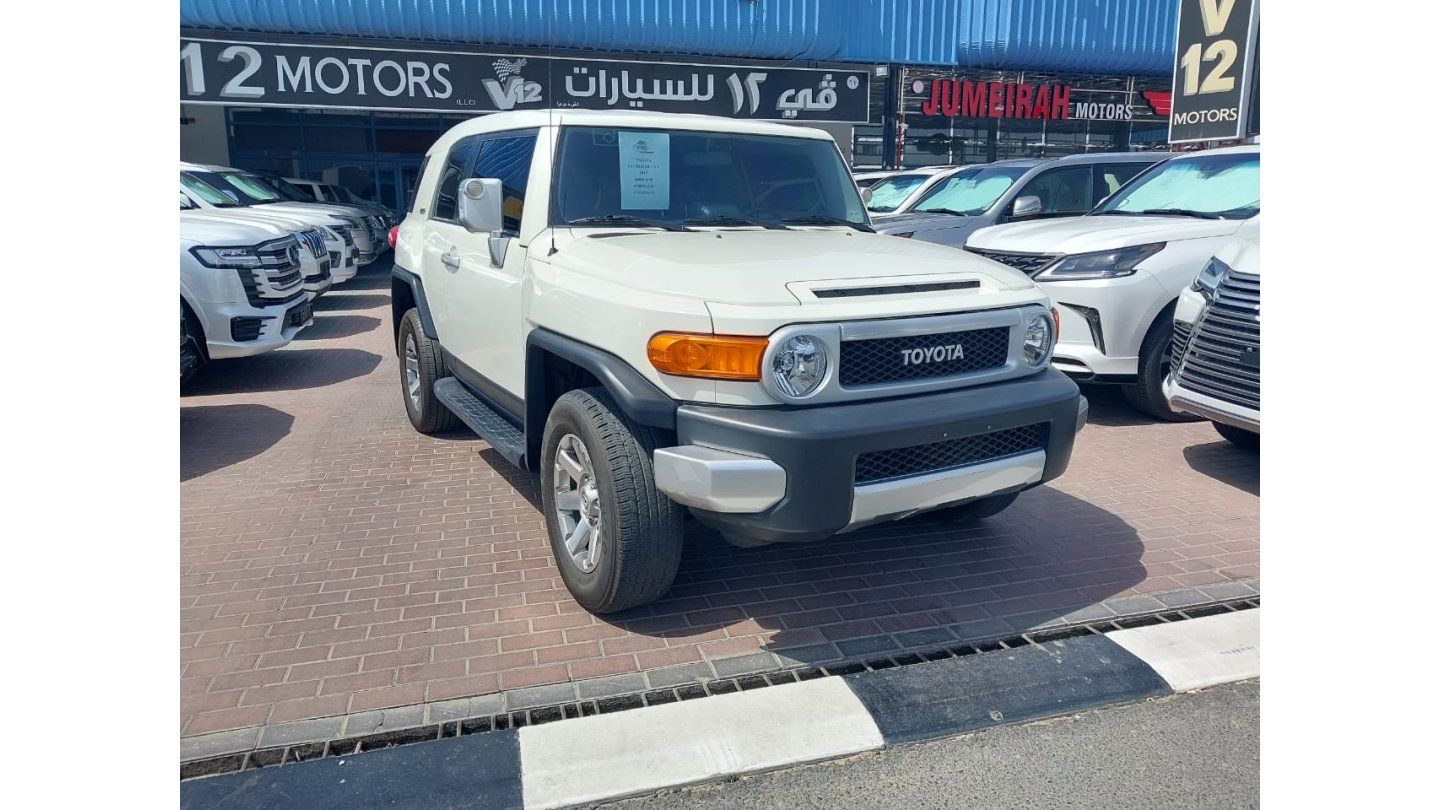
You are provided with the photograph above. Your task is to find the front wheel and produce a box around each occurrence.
[1213,422,1260,450]
[1123,320,1202,422]
[541,389,684,614]
[397,309,459,433]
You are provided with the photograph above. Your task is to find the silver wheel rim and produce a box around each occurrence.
[403,334,422,410]
[553,433,604,574]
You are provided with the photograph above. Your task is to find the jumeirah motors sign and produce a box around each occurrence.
[179,35,870,123]
[1168,0,1260,142]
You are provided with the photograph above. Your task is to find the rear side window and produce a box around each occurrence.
[432,137,479,222]
[1096,163,1149,201]
[408,156,430,214]
[1016,166,1092,216]
[470,133,538,234]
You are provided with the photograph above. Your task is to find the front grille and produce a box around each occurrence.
[855,424,1046,484]
[1175,271,1260,409]
[966,247,1057,276]
[235,236,305,308]
[840,326,1009,387]
[297,229,326,259]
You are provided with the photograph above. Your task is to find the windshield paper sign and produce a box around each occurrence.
[180,35,870,123]
[618,132,669,210]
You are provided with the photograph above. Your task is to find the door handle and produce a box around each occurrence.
[440,251,461,270]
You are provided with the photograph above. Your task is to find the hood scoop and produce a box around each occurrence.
[811,279,980,299]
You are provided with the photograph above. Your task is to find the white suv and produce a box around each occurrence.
[1165,217,1260,447]
[180,214,312,381]
[965,145,1259,420]
[393,110,1086,612]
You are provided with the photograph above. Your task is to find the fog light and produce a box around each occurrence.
[1024,313,1053,367]
[770,335,828,398]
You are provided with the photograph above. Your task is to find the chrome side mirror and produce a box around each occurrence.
[458,178,504,234]
[1011,195,1043,218]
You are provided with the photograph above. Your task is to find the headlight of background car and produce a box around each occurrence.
[190,245,262,269]
[1023,311,1055,367]
[1035,242,1164,281]
[1189,257,1230,299]
[771,335,828,398]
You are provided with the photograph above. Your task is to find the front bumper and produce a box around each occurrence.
[1163,376,1259,432]
[203,299,310,359]
[661,367,1085,544]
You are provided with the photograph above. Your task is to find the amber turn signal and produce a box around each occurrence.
[647,333,768,381]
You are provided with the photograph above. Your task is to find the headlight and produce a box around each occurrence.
[1190,257,1230,298]
[190,245,261,269]
[1035,242,1164,281]
[770,335,828,398]
[1023,311,1054,367]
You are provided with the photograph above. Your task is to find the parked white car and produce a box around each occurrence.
[181,199,334,299]
[180,162,382,264]
[852,170,894,189]
[180,213,312,381]
[392,109,1086,612]
[181,170,361,284]
[1165,217,1260,447]
[965,145,1259,420]
[864,166,959,215]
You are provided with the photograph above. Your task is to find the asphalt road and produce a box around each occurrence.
[602,679,1259,810]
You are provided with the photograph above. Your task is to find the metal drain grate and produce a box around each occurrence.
[181,596,1259,780]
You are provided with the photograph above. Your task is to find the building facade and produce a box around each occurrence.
[180,0,1182,210]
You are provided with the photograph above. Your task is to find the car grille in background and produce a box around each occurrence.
[297,229,326,258]
[1175,271,1260,410]
[966,247,1057,276]
[840,326,1009,387]
[855,423,1046,484]
[1171,321,1192,371]
[236,236,305,308]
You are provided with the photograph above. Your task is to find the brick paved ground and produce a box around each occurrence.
[180,258,1259,746]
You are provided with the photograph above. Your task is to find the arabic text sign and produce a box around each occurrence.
[1168,0,1260,142]
[180,36,871,123]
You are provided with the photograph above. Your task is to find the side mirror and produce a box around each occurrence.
[458,178,504,234]
[860,186,873,206]
[1011,195,1042,219]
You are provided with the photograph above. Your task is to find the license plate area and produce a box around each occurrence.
[286,301,312,327]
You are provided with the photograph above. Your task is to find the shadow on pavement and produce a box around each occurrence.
[336,265,394,291]
[181,348,382,396]
[293,314,382,340]
[1183,440,1259,496]
[1076,384,1162,427]
[313,293,390,312]
[180,404,294,481]
[603,484,1146,659]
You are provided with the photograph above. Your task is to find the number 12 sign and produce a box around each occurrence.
[1168,0,1260,143]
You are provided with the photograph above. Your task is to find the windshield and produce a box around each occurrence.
[198,170,284,204]
[552,127,865,229]
[257,175,319,203]
[1096,152,1259,219]
[912,166,1029,216]
[865,174,928,212]
[180,172,241,208]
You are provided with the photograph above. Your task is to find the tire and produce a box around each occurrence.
[1122,319,1202,422]
[397,308,459,434]
[180,301,205,387]
[1213,421,1260,450]
[935,492,1019,524]
[540,388,684,614]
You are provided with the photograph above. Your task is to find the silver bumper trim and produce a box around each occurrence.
[845,450,1046,531]
[653,445,787,514]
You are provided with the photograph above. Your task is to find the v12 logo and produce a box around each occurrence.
[483,58,543,110]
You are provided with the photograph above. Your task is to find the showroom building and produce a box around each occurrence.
[180,0,1181,211]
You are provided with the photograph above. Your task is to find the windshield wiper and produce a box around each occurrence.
[781,215,874,232]
[568,215,690,232]
[914,207,977,217]
[1133,208,1224,220]
[683,215,789,230]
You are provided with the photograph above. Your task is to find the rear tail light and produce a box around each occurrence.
[387,226,399,249]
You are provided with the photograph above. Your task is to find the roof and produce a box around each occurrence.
[181,0,1180,75]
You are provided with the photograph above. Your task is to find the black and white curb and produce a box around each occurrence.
[181,608,1258,809]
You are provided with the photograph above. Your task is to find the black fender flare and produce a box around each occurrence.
[391,266,438,341]
[525,328,678,446]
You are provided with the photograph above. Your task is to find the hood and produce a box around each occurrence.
[872,211,976,236]
[180,213,285,246]
[264,201,367,220]
[184,209,310,233]
[967,214,1247,255]
[553,229,1036,307]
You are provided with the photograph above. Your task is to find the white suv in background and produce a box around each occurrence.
[180,214,312,381]
[181,170,360,285]
[1166,218,1260,448]
[965,145,1259,420]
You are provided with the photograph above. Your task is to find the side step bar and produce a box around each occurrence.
[432,377,527,468]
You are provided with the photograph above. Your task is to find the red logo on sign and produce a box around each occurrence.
[1142,90,1173,116]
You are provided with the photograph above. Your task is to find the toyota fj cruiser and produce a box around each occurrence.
[393,110,1087,612]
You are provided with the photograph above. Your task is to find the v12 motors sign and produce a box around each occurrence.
[1168,0,1260,143]
[179,36,870,123]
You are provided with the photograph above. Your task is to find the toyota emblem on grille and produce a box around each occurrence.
[288,245,300,264]
[900,344,965,366]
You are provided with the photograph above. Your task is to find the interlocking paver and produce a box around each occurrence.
[180,259,1260,745]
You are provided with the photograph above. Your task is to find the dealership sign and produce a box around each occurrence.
[179,36,870,123]
[1168,0,1260,142]
[915,78,1142,122]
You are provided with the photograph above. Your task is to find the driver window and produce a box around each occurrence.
[1015,166,1093,216]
